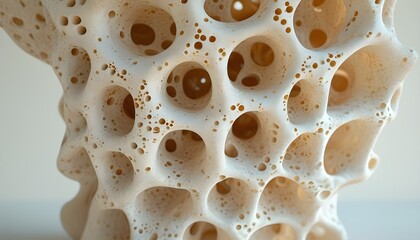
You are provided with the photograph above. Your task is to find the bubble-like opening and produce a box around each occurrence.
[287,80,323,124]
[58,148,98,239]
[165,62,212,110]
[101,86,135,136]
[294,0,347,49]
[324,120,379,177]
[228,36,290,90]
[208,178,253,220]
[204,0,264,22]
[250,223,297,240]
[258,177,316,221]
[112,4,176,56]
[232,112,259,140]
[135,187,193,238]
[158,130,208,180]
[283,133,323,178]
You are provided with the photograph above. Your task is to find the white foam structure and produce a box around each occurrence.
[0,0,417,239]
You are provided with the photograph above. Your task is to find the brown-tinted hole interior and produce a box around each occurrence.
[166,62,212,110]
[228,51,245,82]
[331,69,349,92]
[224,143,239,158]
[123,94,135,120]
[251,42,275,67]
[232,112,259,139]
[216,180,232,194]
[186,222,219,240]
[131,23,155,45]
[117,5,175,56]
[183,69,212,100]
[309,29,327,49]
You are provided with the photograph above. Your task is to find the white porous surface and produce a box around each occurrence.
[0,0,417,239]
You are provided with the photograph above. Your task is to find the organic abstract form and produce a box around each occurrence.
[0,0,416,239]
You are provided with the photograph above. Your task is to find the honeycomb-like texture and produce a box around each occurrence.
[0,0,417,239]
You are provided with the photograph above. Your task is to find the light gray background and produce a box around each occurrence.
[0,1,419,239]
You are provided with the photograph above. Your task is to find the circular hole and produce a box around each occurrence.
[183,69,212,100]
[224,143,239,158]
[131,23,155,46]
[114,4,176,56]
[72,16,81,25]
[250,42,275,67]
[241,75,260,87]
[204,0,262,22]
[331,69,349,92]
[294,0,347,49]
[165,139,177,152]
[165,62,212,110]
[216,180,231,194]
[232,112,259,139]
[77,26,87,35]
[59,16,68,26]
[101,87,135,136]
[309,29,327,49]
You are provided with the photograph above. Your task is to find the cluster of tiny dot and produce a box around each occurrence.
[0,0,416,239]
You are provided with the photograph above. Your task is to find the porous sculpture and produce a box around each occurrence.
[0,0,416,239]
